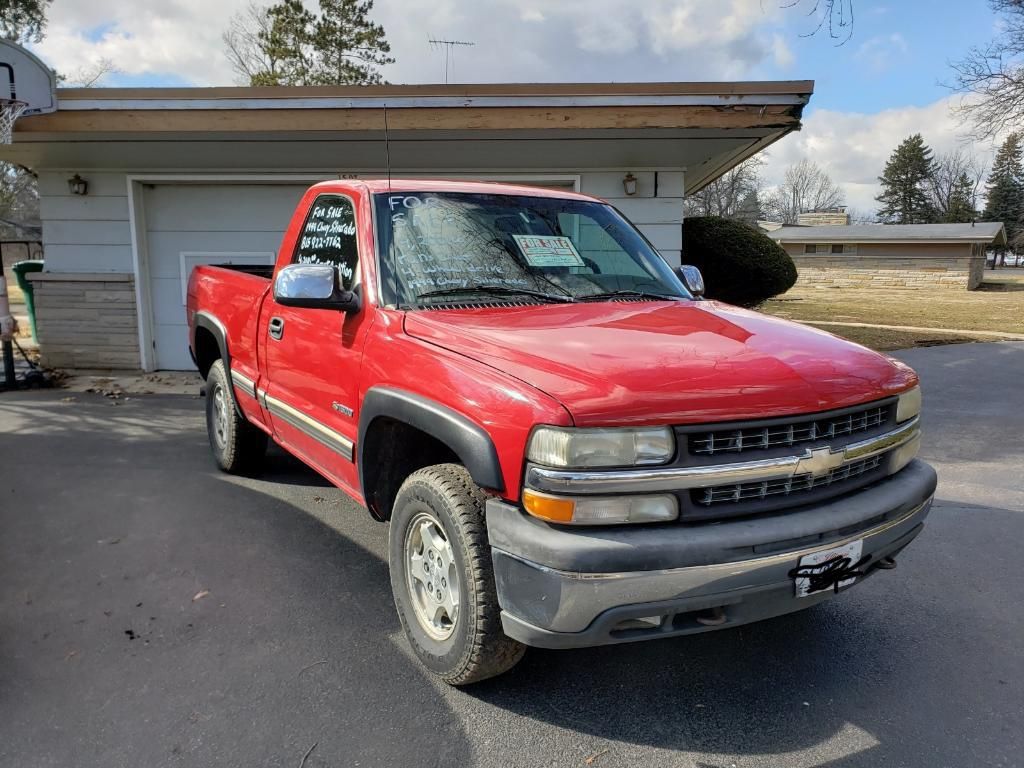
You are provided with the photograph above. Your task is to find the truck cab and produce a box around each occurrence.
[187,179,935,685]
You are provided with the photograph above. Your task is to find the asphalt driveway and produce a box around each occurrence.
[1,342,1022,768]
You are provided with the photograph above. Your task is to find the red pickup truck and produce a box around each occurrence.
[187,179,935,685]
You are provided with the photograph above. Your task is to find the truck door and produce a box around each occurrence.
[259,193,369,498]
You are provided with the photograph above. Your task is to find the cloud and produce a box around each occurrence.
[33,0,794,86]
[853,32,908,74]
[761,95,1001,216]
[772,34,794,69]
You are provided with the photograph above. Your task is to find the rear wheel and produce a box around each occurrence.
[389,464,525,685]
[205,359,267,474]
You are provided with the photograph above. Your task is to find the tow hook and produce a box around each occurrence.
[695,606,727,626]
[875,556,898,570]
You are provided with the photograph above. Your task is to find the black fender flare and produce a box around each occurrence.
[192,311,244,418]
[357,387,505,494]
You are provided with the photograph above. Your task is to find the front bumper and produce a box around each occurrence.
[488,459,937,649]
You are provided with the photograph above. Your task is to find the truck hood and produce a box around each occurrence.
[403,300,917,426]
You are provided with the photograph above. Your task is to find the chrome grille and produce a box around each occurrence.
[693,455,883,507]
[688,405,889,456]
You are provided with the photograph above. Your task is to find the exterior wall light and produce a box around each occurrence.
[68,174,88,195]
[622,172,638,196]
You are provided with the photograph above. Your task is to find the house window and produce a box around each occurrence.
[804,244,819,254]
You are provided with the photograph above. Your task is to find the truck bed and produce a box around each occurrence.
[212,264,275,280]
[187,264,275,373]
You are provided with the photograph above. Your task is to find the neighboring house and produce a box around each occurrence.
[796,208,849,226]
[0,77,813,371]
[771,223,1007,291]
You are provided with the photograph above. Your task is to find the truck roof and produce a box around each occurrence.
[310,178,605,203]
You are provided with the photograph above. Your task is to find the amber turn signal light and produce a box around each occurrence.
[522,488,576,523]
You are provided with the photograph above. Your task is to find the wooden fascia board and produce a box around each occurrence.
[54,81,815,101]
[16,104,802,135]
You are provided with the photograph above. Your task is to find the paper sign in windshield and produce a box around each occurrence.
[513,235,584,268]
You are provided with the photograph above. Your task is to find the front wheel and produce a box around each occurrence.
[389,464,525,685]
[205,359,267,474]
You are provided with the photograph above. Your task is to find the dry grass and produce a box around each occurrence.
[761,270,1024,350]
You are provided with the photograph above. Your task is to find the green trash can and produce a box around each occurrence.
[11,260,44,342]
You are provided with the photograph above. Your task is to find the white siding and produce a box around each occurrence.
[32,167,686,370]
[579,171,684,268]
[143,183,308,369]
[37,172,132,273]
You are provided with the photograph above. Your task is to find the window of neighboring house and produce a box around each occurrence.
[804,244,819,254]
[293,194,360,290]
[831,244,844,253]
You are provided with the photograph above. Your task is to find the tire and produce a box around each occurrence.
[205,359,267,475]
[389,464,525,685]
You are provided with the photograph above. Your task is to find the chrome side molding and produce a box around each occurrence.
[230,370,256,398]
[264,393,354,461]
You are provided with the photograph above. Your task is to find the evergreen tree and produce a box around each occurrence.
[312,0,392,85]
[0,0,52,43]
[735,189,763,226]
[876,134,936,224]
[229,0,393,86]
[256,0,317,86]
[942,173,978,223]
[982,133,1024,254]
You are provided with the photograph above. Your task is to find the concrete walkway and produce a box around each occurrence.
[803,319,1024,340]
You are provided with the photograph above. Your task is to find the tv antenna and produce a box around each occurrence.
[428,38,474,83]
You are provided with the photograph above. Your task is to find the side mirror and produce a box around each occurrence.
[274,264,360,312]
[676,264,705,298]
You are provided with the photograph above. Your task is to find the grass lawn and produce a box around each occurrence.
[761,269,1024,351]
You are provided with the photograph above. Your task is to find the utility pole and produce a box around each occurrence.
[428,38,475,84]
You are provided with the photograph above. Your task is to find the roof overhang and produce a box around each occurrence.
[3,81,813,192]
[772,223,1008,246]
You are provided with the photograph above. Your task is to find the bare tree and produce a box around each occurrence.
[60,58,118,88]
[223,2,281,85]
[845,207,875,224]
[684,157,765,222]
[929,148,985,222]
[950,0,1024,141]
[779,0,855,44]
[764,159,846,224]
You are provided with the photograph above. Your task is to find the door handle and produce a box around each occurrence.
[268,316,285,340]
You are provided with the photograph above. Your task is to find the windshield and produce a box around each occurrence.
[373,191,689,307]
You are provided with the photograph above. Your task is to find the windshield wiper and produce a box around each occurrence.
[577,289,678,302]
[416,285,576,304]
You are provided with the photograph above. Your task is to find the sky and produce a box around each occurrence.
[31,0,1008,215]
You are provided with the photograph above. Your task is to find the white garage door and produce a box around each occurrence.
[144,184,309,370]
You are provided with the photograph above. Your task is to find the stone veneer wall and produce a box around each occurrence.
[26,273,141,369]
[783,242,986,291]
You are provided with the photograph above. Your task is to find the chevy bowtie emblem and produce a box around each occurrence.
[795,446,846,478]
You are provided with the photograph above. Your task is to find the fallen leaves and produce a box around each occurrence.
[192,589,210,602]
[584,748,609,765]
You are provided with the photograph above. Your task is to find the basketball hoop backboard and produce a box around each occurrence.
[0,39,57,116]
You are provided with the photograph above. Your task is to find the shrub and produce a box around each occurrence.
[681,217,797,307]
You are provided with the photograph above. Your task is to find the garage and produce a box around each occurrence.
[5,80,814,371]
[143,183,308,370]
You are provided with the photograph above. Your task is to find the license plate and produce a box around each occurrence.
[793,539,864,598]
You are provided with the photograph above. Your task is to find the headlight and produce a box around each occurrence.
[896,385,921,423]
[522,488,678,525]
[527,426,674,468]
[888,433,921,475]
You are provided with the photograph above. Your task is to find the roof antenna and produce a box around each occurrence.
[383,102,392,191]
